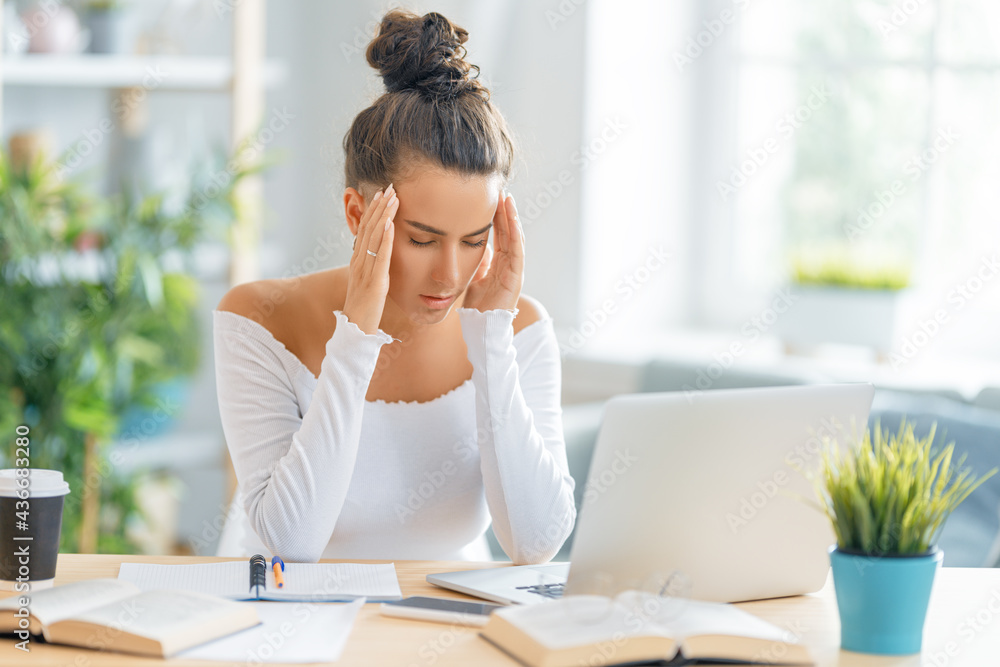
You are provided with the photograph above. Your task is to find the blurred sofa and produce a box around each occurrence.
[486,359,1000,567]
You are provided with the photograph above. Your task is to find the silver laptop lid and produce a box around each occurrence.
[564,382,874,602]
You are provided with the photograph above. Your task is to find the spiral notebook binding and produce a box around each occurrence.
[249,553,267,596]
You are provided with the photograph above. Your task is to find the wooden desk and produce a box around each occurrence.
[2,554,999,666]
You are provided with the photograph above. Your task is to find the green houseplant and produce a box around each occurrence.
[810,419,996,654]
[0,145,262,554]
[778,246,913,355]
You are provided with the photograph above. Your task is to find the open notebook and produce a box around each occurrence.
[118,560,402,602]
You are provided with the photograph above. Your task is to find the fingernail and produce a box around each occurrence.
[387,182,394,193]
[388,194,398,207]
[385,218,392,231]
[373,190,382,202]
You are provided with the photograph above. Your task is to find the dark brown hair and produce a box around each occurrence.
[343,9,516,196]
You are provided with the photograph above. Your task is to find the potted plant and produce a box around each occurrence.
[0,144,261,554]
[810,419,996,654]
[776,246,914,356]
[79,0,135,55]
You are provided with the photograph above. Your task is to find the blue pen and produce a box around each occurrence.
[272,556,285,588]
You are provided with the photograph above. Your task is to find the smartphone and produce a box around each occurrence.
[379,596,504,626]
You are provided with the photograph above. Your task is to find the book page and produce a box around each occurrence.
[492,595,674,650]
[0,578,139,631]
[118,561,401,601]
[614,591,787,642]
[45,589,259,648]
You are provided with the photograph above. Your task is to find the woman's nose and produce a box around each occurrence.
[431,246,461,285]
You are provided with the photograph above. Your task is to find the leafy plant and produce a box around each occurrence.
[790,247,910,290]
[810,419,997,556]
[0,145,264,554]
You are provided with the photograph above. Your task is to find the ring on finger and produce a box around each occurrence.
[367,249,378,258]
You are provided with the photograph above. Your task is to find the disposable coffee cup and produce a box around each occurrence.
[0,469,71,592]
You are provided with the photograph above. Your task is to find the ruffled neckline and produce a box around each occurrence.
[214,309,478,407]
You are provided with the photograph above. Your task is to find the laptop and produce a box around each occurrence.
[428,382,875,604]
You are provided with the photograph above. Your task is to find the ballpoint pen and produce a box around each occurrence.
[272,555,285,588]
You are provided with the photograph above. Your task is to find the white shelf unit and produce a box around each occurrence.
[0,0,274,553]
[2,54,286,90]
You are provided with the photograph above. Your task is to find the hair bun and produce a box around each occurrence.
[366,10,484,101]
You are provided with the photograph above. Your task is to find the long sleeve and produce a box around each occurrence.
[212,309,395,563]
[457,305,577,564]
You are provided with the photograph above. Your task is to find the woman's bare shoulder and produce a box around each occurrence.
[215,268,349,341]
[513,294,549,335]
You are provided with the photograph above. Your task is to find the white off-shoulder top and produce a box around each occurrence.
[212,304,576,564]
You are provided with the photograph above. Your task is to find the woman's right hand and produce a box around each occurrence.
[342,183,398,336]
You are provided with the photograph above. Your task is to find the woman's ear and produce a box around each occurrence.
[343,187,367,237]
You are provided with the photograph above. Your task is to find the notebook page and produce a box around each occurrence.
[261,563,401,600]
[118,561,402,600]
[118,562,247,598]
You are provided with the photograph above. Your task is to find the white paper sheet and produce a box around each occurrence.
[175,598,365,663]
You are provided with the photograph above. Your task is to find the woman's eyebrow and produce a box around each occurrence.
[405,220,493,237]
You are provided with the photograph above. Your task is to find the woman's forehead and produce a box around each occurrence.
[398,170,501,232]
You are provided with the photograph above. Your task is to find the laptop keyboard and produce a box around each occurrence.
[515,582,565,599]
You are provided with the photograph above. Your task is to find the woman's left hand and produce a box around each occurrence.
[463,190,524,313]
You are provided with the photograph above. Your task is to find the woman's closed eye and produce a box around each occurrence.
[408,238,488,248]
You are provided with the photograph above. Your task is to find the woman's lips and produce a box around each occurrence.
[420,294,454,309]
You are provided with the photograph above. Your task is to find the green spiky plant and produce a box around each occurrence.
[811,419,997,556]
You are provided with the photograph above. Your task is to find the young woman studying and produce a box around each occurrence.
[212,9,576,564]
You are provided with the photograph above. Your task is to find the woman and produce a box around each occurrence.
[213,9,575,564]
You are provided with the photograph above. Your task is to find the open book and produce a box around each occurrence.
[480,591,813,666]
[0,578,260,658]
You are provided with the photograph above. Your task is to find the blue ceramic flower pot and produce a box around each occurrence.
[829,544,942,655]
